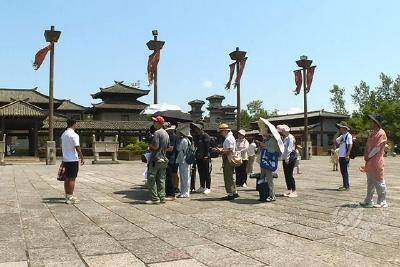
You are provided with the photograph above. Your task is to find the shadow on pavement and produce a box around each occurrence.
[315,188,340,191]
[42,197,65,204]
[114,186,149,202]
[192,197,261,204]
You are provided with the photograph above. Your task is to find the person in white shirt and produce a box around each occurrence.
[235,129,249,187]
[335,121,353,191]
[277,125,298,198]
[213,123,239,200]
[246,138,257,176]
[61,119,84,204]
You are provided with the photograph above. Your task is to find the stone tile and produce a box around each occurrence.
[0,225,23,241]
[100,223,154,240]
[28,246,84,267]
[270,223,338,240]
[148,259,207,267]
[0,262,28,267]
[0,240,26,263]
[71,234,127,256]
[84,252,145,267]
[184,244,265,267]
[23,227,69,249]
[318,236,400,265]
[120,237,191,264]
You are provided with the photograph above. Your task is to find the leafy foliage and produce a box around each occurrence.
[332,72,400,144]
[240,100,279,129]
[329,84,348,115]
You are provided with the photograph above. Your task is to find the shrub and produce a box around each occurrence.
[124,141,148,151]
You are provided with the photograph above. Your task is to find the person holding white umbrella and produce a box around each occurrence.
[257,118,284,202]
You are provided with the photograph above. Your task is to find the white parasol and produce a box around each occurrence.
[257,117,284,153]
[140,103,182,115]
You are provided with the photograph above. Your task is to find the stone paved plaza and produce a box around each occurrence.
[1,156,400,266]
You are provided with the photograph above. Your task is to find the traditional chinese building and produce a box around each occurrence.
[0,82,152,157]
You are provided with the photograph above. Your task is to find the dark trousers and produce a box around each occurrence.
[339,157,350,188]
[165,164,175,197]
[256,180,270,200]
[190,164,197,190]
[283,160,296,191]
[197,158,211,189]
[235,160,248,186]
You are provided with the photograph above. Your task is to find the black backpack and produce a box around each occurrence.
[345,134,357,159]
[185,140,196,164]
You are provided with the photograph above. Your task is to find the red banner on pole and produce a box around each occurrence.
[147,50,160,85]
[294,70,302,95]
[234,58,247,88]
[225,63,236,90]
[306,66,316,92]
[33,45,51,70]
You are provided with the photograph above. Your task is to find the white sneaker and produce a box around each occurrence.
[178,194,190,198]
[65,196,79,204]
[203,188,211,194]
[373,202,388,208]
[242,183,247,188]
[195,187,205,193]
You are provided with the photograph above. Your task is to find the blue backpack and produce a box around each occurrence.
[260,148,279,171]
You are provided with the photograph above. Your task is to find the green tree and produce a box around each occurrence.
[240,109,251,129]
[329,84,348,115]
[246,100,268,121]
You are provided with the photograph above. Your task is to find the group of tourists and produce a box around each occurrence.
[58,113,389,209]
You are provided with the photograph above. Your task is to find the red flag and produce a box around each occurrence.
[306,66,316,92]
[147,50,160,85]
[234,58,247,88]
[33,45,51,70]
[225,63,236,90]
[294,70,302,95]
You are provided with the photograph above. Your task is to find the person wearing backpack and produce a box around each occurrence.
[176,124,192,198]
[212,123,239,200]
[335,121,353,191]
[191,123,212,194]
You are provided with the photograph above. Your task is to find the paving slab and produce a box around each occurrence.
[0,156,399,266]
[83,252,145,267]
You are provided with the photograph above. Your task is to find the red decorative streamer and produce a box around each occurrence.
[294,70,302,95]
[33,45,51,70]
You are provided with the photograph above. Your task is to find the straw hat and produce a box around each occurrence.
[238,129,246,136]
[218,123,231,132]
[177,124,190,137]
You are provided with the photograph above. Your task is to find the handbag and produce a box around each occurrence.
[227,149,243,167]
[57,162,65,181]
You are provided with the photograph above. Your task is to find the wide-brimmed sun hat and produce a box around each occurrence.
[277,124,290,134]
[238,129,246,136]
[218,123,231,132]
[336,121,350,130]
[177,124,191,137]
[368,114,383,128]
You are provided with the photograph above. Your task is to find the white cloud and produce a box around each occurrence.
[278,107,303,115]
[203,80,213,88]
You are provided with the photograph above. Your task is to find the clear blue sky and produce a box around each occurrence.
[1,1,399,114]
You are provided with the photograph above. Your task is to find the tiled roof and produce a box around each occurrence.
[0,100,47,117]
[0,88,61,104]
[42,120,152,130]
[268,110,349,121]
[91,81,150,99]
[90,101,148,110]
[57,100,86,111]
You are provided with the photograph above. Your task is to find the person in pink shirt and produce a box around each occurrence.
[360,115,388,208]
